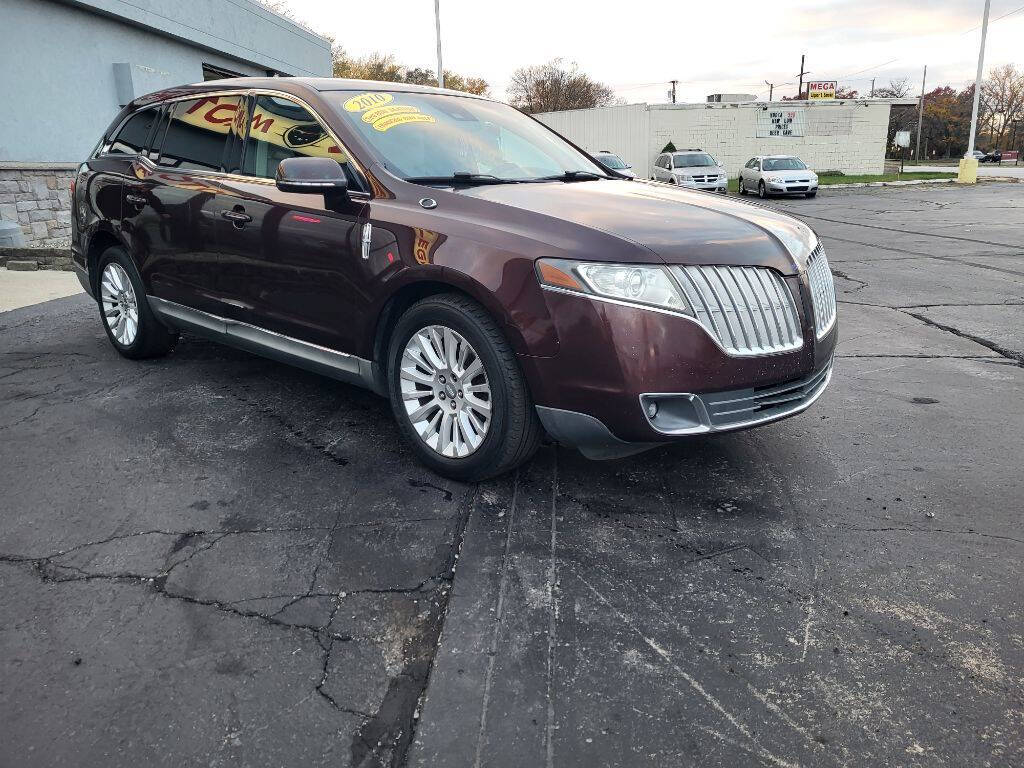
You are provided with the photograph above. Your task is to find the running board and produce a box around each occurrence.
[148,297,380,393]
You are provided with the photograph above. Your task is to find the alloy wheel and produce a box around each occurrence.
[399,325,492,458]
[100,262,139,346]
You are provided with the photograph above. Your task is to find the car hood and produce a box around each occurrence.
[457,179,817,273]
[763,168,817,180]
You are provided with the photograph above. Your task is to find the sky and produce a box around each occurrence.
[283,0,1024,103]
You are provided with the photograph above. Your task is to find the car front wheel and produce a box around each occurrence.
[387,294,541,481]
[738,177,746,195]
[758,180,767,199]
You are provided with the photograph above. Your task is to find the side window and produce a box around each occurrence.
[109,107,160,155]
[242,94,357,184]
[156,95,244,172]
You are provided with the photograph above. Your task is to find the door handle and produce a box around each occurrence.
[221,210,253,226]
[125,193,146,205]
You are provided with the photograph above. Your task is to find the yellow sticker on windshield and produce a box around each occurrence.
[343,92,394,112]
[372,112,436,132]
[361,104,419,124]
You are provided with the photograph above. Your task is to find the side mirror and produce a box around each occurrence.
[276,156,348,195]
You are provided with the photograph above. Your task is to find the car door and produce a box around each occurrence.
[211,92,370,353]
[123,94,244,317]
[652,154,666,181]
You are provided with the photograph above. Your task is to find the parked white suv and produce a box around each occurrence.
[652,150,727,193]
[738,155,819,198]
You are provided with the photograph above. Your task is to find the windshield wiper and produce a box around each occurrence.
[533,170,610,182]
[405,172,522,186]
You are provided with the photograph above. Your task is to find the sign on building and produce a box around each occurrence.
[807,81,837,100]
[756,108,806,138]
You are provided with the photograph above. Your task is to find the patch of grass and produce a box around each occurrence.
[818,172,955,185]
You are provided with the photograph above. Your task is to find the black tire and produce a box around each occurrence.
[387,294,541,481]
[805,191,817,198]
[96,246,178,359]
[758,180,768,199]
[737,177,746,195]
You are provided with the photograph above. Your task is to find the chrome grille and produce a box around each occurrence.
[673,265,802,356]
[806,245,837,338]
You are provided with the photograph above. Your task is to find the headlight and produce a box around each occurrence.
[678,174,693,181]
[536,259,691,315]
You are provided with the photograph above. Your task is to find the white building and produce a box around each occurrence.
[536,100,912,180]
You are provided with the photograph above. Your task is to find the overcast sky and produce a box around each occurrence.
[285,0,1023,102]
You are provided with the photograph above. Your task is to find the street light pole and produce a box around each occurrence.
[965,0,991,157]
[434,0,444,89]
[915,65,927,162]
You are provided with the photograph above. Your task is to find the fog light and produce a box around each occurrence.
[647,402,658,419]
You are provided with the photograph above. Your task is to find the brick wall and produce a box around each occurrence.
[0,164,77,248]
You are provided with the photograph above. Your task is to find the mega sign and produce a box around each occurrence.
[807,81,837,100]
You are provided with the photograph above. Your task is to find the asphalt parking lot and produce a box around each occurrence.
[2,181,1022,768]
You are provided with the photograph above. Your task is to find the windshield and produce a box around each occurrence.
[673,153,716,168]
[326,91,608,182]
[596,153,628,169]
[762,157,808,171]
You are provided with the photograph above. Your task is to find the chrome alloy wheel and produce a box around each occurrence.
[400,325,492,458]
[100,262,139,346]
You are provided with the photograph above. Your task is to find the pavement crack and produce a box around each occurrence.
[349,483,479,768]
[902,310,1024,367]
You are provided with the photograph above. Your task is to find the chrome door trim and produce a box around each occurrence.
[148,297,378,391]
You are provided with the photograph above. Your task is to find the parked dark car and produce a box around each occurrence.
[980,150,1002,163]
[72,78,837,480]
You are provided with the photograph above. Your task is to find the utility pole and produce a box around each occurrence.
[796,54,808,99]
[870,78,875,98]
[670,80,677,104]
[966,0,992,158]
[765,80,774,101]
[915,65,927,162]
[434,0,444,89]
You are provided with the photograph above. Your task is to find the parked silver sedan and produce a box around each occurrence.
[738,155,819,198]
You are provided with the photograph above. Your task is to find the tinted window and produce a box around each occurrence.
[762,157,807,171]
[156,96,243,172]
[109,107,159,154]
[673,153,716,168]
[243,94,358,184]
[596,153,627,169]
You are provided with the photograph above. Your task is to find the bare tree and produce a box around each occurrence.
[506,59,615,113]
[981,64,1024,149]
[873,78,912,99]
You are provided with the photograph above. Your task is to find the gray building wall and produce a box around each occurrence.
[0,0,333,251]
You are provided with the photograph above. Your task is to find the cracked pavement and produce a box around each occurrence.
[2,182,1023,767]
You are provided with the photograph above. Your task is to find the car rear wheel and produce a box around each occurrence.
[387,294,541,481]
[97,246,178,359]
[758,180,767,199]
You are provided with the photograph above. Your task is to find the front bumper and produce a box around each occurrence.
[680,180,728,193]
[767,182,819,194]
[537,359,832,459]
[520,275,837,457]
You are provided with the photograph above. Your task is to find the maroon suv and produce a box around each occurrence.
[72,78,837,480]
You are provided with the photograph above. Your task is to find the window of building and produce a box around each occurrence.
[202,63,245,81]
[156,96,244,172]
[109,107,160,155]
